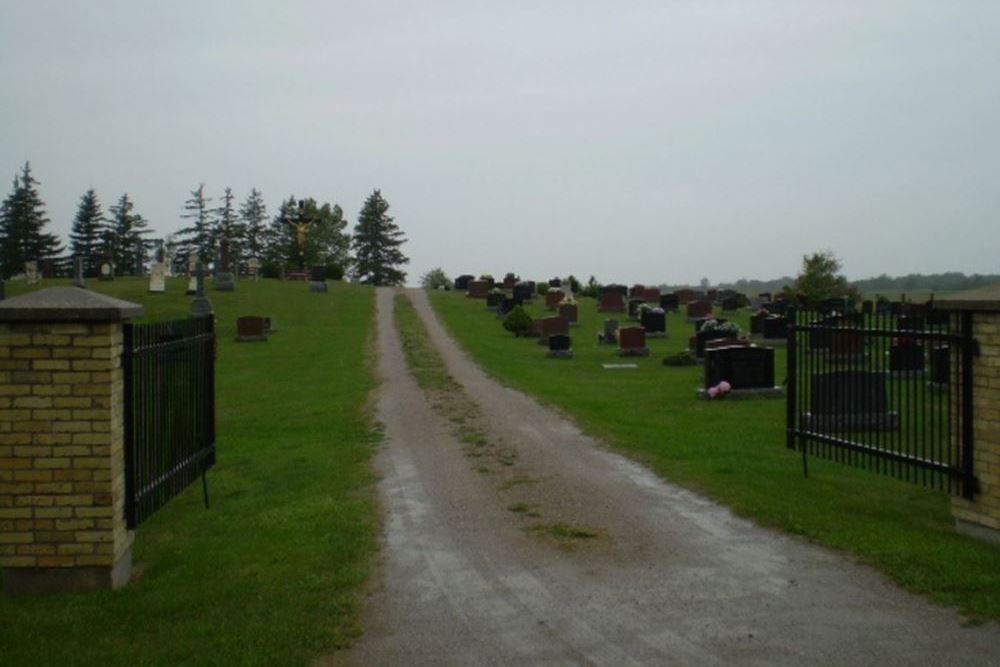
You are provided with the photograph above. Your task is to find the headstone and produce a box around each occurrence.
[617,326,649,357]
[889,342,925,374]
[599,319,619,345]
[686,301,713,321]
[454,274,475,291]
[659,294,679,311]
[513,282,533,304]
[235,316,269,342]
[762,316,788,340]
[601,284,628,297]
[627,298,644,320]
[535,316,569,345]
[24,261,40,285]
[675,289,697,305]
[99,260,114,282]
[694,329,738,357]
[703,345,780,396]
[486,291,505,310]
[598,292,625,313]
[190,262,213,317]
[549,278,562,288]
[149,263,167,293]
[248,257,260,280]
[803,370,898,431]
[547,333,573,359]
[498,297,516,317]
[640,308,666,337]
[309,265,328,293]
[930,345,950,389]
[214,240,236,292]
[629,284,645,298]
[466,280,490,299]
[705,337,750,353]
[502,273,518,289]
[706,288,718,302]
[750,312,767,335]
[721,297,740,312]
[186,257,198,294]
[72,257,85,288]
[545,290,565,309]
[558,302,578,325]
[640,288,661,304]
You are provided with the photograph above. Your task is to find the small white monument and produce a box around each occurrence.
[24,261,39,285]
[248,257,260,281]
[149,263,167,293]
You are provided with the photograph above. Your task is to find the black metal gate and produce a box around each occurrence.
[786,305,978,497]
[123,316,216,528]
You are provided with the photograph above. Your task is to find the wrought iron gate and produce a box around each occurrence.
[123,316,216,528]
[786,306,978,498]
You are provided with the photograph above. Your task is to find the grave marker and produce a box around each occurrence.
[686,300,713,321]
[617,326,649,357]
[598,292,625,313]
[547,333,573,358]
[235,316,269,342]
[701,345,782,398]
[149,263,167,293]
[802,370,898,431]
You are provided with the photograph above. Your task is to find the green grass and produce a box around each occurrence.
[430,290,1000,620]
[1,277,380,665]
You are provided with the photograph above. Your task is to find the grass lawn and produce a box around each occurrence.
[429,290,1000,620]
[1,277,380,665]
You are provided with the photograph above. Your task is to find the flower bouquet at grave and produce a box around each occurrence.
[755,307,769,317]
[706,380,732,399]
[700,319,742,338]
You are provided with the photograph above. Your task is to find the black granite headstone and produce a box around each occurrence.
[705,346,775,390]
[549,334,571,351]
[640,309,666,334]
[890,344,925,372]
[659,293,679,311]
[454,274,475,291]
[627,299,643,320]
[762,316,788,339]
[805,370,896,431]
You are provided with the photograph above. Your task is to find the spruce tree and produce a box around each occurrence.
[351,189,408,286]
[0,162,63,278]
[69,189,104,277]
[175,184,213,264]
[213,186,245,269]
[239,188,267,260]
[105,193,152,275]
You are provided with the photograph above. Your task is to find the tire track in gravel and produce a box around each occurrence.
[339,287,999,666]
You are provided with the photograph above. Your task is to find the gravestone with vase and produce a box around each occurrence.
[640,307,667,337]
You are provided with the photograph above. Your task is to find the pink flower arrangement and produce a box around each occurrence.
[707,380,732,398]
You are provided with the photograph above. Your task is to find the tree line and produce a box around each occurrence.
[0,162,408,285]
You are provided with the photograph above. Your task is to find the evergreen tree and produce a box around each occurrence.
[174,184,213,264]
[213,186,245,269]
[351,189,408,286]
[104,193,152,275]
[69,189,104,277]
[265,196,350,269]
[0,162,63,278]
[239,188,268,260]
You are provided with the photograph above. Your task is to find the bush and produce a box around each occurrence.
[326,264,345,281]
[663,351,698,366]
[502,306,535,337]
[420,267,450,290]
[260,261,281,279]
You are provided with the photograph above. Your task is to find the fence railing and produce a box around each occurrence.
[123,317,216,528]
[786,307,977,498]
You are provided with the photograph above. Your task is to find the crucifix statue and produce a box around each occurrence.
[284,199,315,271]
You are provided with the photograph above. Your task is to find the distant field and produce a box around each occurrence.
[1,277,380,665]
[429,290,1000,620]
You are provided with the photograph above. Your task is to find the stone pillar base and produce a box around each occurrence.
[2,548,132,595]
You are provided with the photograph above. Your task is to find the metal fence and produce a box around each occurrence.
[123,317,216,528]
[786,306,978,498]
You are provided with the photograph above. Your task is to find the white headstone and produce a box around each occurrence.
[561,277,573,298]
[248,257,259,280]
[188,256,198,276]
[24,261,39,284]
[149,263,167,293]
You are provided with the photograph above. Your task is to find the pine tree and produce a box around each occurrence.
[69,189,104,277]
[104,193,152,275]
[239,188,267,260]
[0,162,64,278]
[175,184,213,264]
[213,186,245,269]
[351,189,408,286]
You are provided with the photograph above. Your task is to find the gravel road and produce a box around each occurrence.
[341,287,999,666]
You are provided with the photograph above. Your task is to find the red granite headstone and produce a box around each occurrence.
[545,290,565,309]
[618,326,649,356]
[598,293,625,312]
[686,301,713,319]
[536,316,569,344]
[467,280,490,299]
[675,289,696,305]
[640,288,661,303]
[558,302,578,324]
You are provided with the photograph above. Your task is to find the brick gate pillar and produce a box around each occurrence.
[935,285,1000,544]
[0,287,143,593]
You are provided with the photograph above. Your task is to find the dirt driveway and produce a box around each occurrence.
[342,288,998,665]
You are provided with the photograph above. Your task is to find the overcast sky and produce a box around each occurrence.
[2,1,998,285]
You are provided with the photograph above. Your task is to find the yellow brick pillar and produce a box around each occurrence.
[935,285,1000,544]
[0,287,143,593]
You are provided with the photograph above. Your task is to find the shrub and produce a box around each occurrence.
[421,267,450,290]
[326,263,345,281]
[663,351,698,366]
[260,261,281,279]
[502,306,535,337]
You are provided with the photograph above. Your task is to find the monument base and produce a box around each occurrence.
[310,281,328,293]
[547,349,574,359]
[214,272,236,292]
[617,347,650,357]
